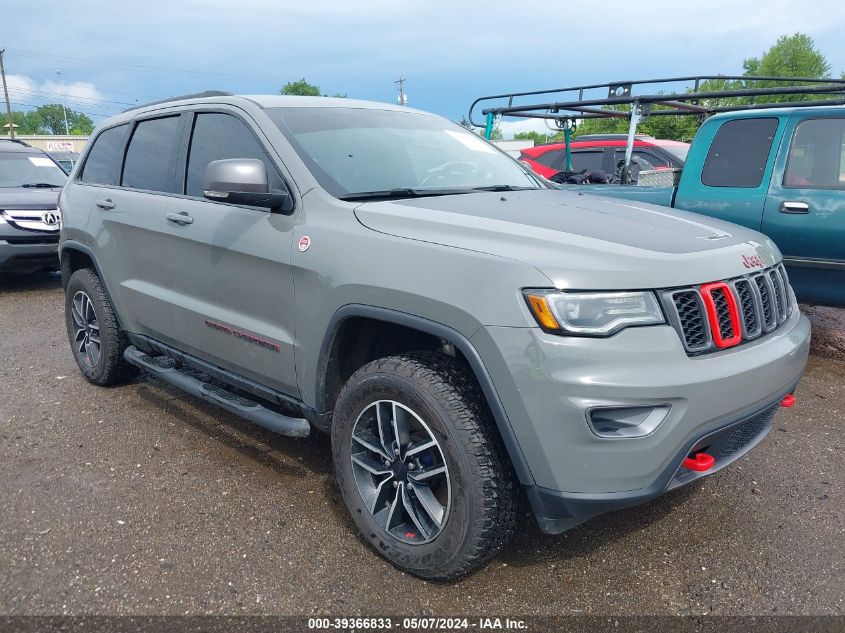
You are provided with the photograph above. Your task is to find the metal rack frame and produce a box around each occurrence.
[469,76,845,176]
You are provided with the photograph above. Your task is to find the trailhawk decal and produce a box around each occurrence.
[204,319,281,353]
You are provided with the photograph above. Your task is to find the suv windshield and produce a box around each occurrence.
[0,152,67,188]
[265,107,541,199]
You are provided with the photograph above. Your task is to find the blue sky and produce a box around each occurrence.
[4,0,845,137]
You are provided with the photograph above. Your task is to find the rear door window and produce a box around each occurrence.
[121,116,181,192]
[533,149,565,170]
[185,112,284,198]
[79,124,129,185]
[701,118,778,188]
[569,150,604,172]
[784,118,845,189]
[614,150,668,170]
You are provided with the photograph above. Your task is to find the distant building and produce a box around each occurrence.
[0,135,89,153]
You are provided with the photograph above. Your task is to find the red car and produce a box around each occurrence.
[518,134,690,179]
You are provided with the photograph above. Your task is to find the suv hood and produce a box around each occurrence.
[0,187,61,210]
[354,189,781,289]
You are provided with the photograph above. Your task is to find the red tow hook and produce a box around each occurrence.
[683,452,715,472]
[780,394,796,408]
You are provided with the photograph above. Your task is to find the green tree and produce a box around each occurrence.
[513,131,550,145]
[743,33,831,78]
[280,78,322,96]
[280,79,347,98]
[31,104,94,135]
[1,105,93,135]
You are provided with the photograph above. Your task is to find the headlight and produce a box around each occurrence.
[524,290,665,336]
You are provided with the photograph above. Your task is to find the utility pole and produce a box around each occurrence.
[0,49,15,139]
[395,77,407,106]
[56,70,70,134]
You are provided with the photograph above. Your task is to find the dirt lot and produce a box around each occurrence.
[1,273,843,616]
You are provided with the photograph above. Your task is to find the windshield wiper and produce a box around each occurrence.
[339,188,475,202]
[339,185,543,201]
[469,185,540,192]
[21,182,62,188]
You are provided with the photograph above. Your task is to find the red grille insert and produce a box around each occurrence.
[699,282,742,348]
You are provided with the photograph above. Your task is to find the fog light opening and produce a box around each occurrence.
[587,405,671,439]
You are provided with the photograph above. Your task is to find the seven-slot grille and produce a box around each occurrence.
[664,264,793,355]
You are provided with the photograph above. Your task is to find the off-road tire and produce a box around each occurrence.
[65,268,137,386]
[332,351,518,580]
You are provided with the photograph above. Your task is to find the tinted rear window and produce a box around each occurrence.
[80,124,129,185]
[570,151,604,172]
[122,116,181,192]
[534,149,564,169]
[701,118,778,188]
[784,118,845,189]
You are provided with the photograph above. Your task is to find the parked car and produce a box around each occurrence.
[49,151,81,173]
[519,134,689,179]
[59,93,808,580]
[0,139,66,273]
[558,108,845,306]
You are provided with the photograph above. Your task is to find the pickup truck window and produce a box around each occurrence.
[701,118,778,188]
[784,118,845,190]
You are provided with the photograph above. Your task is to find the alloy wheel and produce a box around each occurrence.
[71,290,101,367]
[350,400,451,544]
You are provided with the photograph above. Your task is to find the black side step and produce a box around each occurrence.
[123,346,310,438]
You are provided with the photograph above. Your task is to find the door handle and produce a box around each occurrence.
[780,201,809,214]
[95,198,115,210]
[166,212,194,225]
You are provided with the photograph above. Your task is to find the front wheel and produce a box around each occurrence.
[332,352,518,580]
[64,268,137,386]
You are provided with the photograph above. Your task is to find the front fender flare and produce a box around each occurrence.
[315,304,535,486]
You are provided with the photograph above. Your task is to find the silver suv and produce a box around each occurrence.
[59,92,810,580]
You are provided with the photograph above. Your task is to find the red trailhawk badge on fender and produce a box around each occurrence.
[742,254,764,269]
[298,236,311,252]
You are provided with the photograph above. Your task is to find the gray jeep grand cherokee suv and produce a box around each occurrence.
[1,140,66,272]
[59,93,810,580]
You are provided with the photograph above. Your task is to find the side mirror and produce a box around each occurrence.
[203,158,293,213]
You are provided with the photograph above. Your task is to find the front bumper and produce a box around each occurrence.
[471,309,810,533]
[0,225,59,272]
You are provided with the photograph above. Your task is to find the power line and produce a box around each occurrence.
[7,86,134,108]
[10,48,280,81]
[9,100,114,118]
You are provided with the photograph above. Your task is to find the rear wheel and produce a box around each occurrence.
[332,351,518,580]
[64,268,137,386]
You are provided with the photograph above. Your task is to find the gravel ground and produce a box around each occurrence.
[1,273,843,616]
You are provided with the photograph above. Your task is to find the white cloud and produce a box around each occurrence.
[4,73,106,111]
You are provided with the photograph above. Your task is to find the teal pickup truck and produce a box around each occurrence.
[561,107,845,305]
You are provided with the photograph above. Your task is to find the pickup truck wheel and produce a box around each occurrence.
[64,268,137,386]
[332,351,518,580]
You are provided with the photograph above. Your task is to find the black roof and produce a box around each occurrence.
[123,90,233,113]
[0,139,40,153]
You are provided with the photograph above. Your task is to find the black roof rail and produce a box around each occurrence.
[123,90,234,113]
[569,133,654,141]
[469,75,845,128]
[0,138,32,147]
